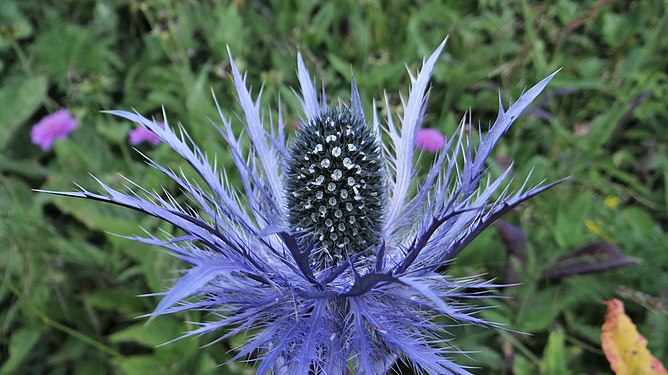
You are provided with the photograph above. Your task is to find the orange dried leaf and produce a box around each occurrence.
[601,299,667,375]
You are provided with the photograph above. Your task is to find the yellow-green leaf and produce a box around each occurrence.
[601,299,667,375]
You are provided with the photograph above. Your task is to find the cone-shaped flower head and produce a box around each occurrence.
[285,108,385,267]
[42,39,560,374]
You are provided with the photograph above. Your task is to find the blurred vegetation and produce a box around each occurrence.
[1,0,667,374]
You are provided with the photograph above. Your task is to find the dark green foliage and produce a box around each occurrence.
[1,0,666,373]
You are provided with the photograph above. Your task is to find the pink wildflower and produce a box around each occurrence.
[30,108,77,151]
[415,128,446,152]
[129,123,163,146]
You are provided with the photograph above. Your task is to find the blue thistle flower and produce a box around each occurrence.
[42,39,560,374]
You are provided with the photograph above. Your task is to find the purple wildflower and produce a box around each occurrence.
[415,128,447,152]
[41,39,560,374]
[30,108,77,151]
[129,123,163,146]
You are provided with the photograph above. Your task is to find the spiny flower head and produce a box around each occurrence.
[285,108,385,267]
[42,39,560,374]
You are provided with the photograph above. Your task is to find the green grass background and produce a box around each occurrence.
[1,0,667,374]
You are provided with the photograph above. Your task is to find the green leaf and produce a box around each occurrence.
[0,1,33,50]
[109,318,183,348]
[46,193,142,236]
[29,20,120,90]
[519,287,561,333]
[554,192,592,250]
[512,355,533,375]
[114,355,169,375]
[0,76,48,150]
[84,287,148,315]
[540,329,571,375]
[109,317,200,368]
[0,326,46,374]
